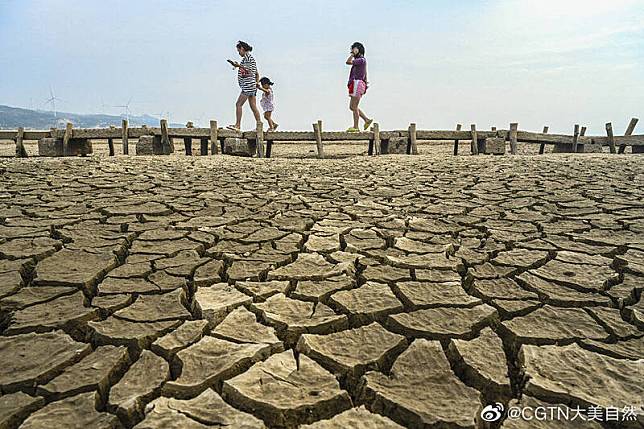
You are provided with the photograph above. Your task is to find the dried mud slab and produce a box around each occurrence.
[135,389,266,428]
[468,278,538,301]
[291,276,353,302]
[236,280,291,301]
[516,272,611,306]
[0,392,45,429]
[528,260,618,292]
[222,350,352,427]
[19,392,119,429]
[297,322,406,386]
[521,343,643,423]
[4,291,98,336]
[446,327,511,397]
[491,248,549,269]
[192,259,225,287]
[395,280,481,308]
[0,237,61,260]
[212,307,283,353]
[387,304,498,340]
[113,289,191,323]
[88,317,182,350]
[300,406,404,428]
[32,249,117,291]
[151,319,208,359]
[361,264,411,283]
[37,345,129,399]
[499,305,609,345]
[162,336,271,398]
[0,331,91,393]
[328,282,403,323]
[252,293,348,344]
[0,286,76,311]
[580,336,644,360]
[108,350,170,425]
[359,339,482,428]
[0,271,23,299]
[192,283,252,327]
[267,253,351,281]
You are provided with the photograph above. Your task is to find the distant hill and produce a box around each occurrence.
[0,105,183,129]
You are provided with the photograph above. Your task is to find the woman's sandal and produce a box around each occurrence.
[226,125,240,131]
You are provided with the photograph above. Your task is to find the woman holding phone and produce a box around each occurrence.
[227,41,261,131]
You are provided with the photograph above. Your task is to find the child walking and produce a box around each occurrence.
[226,40,261,131]
[257,77,278,131]
[345,42,373,132]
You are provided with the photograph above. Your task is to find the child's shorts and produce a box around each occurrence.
[348,80,366,98]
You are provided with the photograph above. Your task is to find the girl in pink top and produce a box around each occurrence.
[346,42,373,132]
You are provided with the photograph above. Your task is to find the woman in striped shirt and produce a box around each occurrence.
[227,41,261,131]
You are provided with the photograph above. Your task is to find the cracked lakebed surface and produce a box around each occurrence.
[0,153,642,428]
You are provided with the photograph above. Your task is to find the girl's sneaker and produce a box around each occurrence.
[272,123,278,131]
[364,119,373,130]
[346,127,359,133]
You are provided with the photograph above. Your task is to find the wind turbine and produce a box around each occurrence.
[114,97,133,122]
[44,86,62,117]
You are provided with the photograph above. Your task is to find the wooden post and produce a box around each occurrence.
[408,123,418,155]
[491,126,497,131]
[580,126,587,137]
[107,138,115,156]
[470,124,478,155]
[313,121,324,159]
[15,127,27,158]
[618,117,639,153]
[209,120,219,155]
[199,138,208,156]
[266,140,273,158]
[121,119,129,155]
[373,122,381,155]
[572,124,580,153]
[625,117,638,134]
[606,123,616,154]
[453,124,462,156]
[317,120,323,156]
[256,121,265,158]
[509,123,518,155]
[184,121,193,156]
[63,122,73,155]
[160,119,172,155]
[538,126,549,155]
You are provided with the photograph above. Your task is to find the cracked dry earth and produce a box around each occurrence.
[0,153,642,429]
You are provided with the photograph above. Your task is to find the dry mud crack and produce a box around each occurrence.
[0,153,642,428]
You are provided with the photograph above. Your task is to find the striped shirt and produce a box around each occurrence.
[238,53,257,95]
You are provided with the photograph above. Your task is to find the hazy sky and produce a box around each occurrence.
[1,0,642,133]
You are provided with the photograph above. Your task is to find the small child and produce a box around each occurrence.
[257,77,278,131]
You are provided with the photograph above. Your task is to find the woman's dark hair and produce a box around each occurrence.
[351,42,365,57]
[236,40,252,52]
